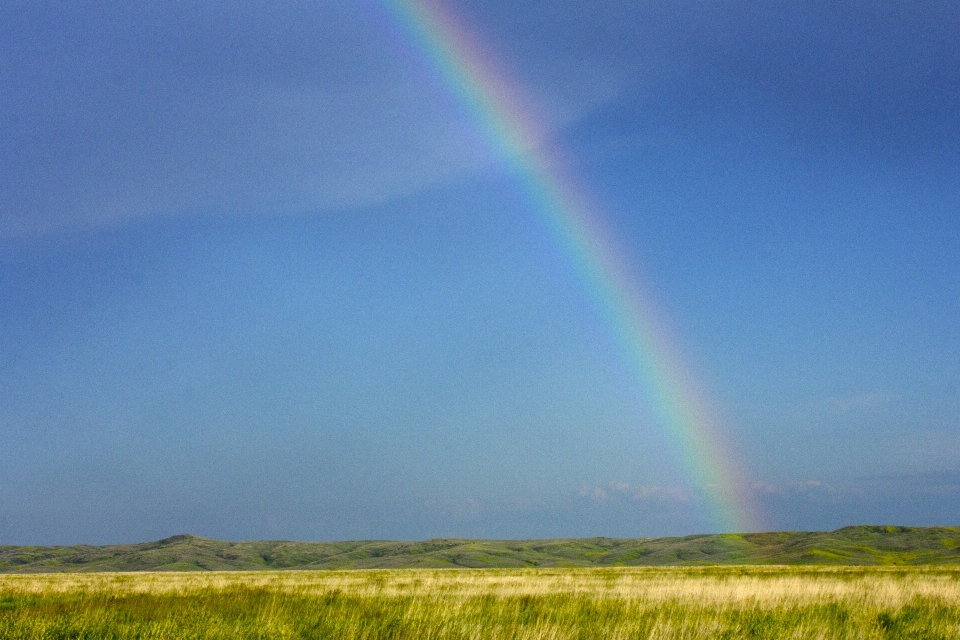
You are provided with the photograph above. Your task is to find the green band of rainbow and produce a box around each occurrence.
[383,0,763,533]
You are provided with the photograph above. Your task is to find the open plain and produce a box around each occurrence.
[2,565,959,639]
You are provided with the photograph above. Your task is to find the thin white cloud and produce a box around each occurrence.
[578,482,691,504]
[0,1,630,239]
[0,80,495,238]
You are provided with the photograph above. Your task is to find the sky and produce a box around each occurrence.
[1,0,958,545]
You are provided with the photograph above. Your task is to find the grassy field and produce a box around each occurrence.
[1,566,959,639]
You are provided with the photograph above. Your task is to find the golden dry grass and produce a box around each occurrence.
[1,566,958,638]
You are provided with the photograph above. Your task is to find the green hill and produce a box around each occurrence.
[2,526,959,572]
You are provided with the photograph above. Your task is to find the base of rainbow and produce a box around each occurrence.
[383,0,763,533]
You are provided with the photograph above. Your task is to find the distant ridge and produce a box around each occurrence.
[2,526,959,572]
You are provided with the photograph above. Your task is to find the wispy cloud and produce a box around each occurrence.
[0,1,627,239]
[578,482,691,504]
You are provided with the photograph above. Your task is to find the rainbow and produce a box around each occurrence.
[383,0,762,533]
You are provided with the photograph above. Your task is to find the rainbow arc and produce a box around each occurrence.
[384,0,762,533]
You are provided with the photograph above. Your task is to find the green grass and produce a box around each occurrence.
[4,526,960,573]
[1,566,959,638]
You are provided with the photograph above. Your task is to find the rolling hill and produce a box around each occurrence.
[2,526,959,572]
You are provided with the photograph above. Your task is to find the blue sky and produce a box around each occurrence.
[1,0,959,544]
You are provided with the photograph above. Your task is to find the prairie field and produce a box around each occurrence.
[1,566,958,639]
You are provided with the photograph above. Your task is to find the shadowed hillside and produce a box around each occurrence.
[2,526,959,572]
